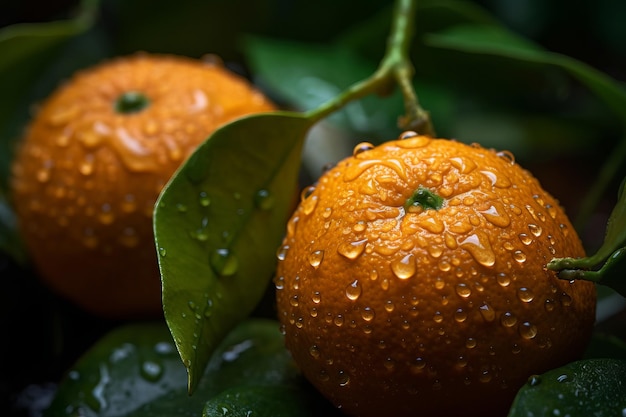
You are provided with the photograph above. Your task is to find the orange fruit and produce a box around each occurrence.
[275,132,596,417]
[10,53,276,318]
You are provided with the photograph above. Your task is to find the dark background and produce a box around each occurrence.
[1,1,625,416]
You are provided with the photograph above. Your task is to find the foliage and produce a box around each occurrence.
[2,0,626,416]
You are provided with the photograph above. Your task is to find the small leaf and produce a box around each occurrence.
[547,176,626,295]
[154,112,313,393]
[508,358,626,417]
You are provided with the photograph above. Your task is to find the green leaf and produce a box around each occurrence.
[0,0,100,261]
[154,112,313,394]
[424,24,626,123]
[202,385,315,417]
[508,358,626,417]
[547,176,626,295]
[244,36,404,141]
[0,0,98,187]
[44,321,188,417]
[45,319,304,417]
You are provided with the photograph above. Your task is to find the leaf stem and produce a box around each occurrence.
[306,0,434,136]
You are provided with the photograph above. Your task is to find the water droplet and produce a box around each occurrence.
[301,194,318,215]
[500,311,517,327]
[334,315,344,327]
[556,374,569,383]
[300,185,316,201]
[199,191,211,207]
[309,345,320,359]
[438,260,451,272]
[344,158,407,182]
[480,169,511,188]
[455,283,472,298]
[338,370,350,387]
[496,150,515,164]
[454,308,467,323]
[98,203,115,225]
[345,280,362,301]
[380,277,390,290]
[459,233,496,267]
[497,273,510,287]
[274,275,285,290]
[450,156,477,174]
[276,245,289,261]
[210,248,238,276]
[434,277,445,290]
[479,366,492,383]
[361,307,375,321]
[391,253,416,279]
[433,311,444,323]
[308,250,325,268]
[337,238,368,260]
[480,204,511,228]
[418,217,445,234]
[519,322,538,339]
[479,303,496,322]
[518,233,533,246]
[289,295,299,307]
[517,287,535,303]
[141,361,163,382]
[466,338,477,349]
[158,247,167,257]
[384,357,396,371]
[528,223,543,237]
[384,300,395,312]
[560,292,572,306]
[528,375,541,386]
[513,250,527,263]
[399,130,419,139]
[79,154,95,176]
[287,216,299,238]
[353,142,375,157]
[254,189,274,210]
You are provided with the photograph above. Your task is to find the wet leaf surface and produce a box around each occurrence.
[508,358,626,417]
[154,112,313,393]
[44,319,312,417]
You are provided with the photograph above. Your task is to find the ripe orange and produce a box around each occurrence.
[275,132,596,417]
[10,53,276,318]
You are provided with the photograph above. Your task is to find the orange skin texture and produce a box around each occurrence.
[275,135,596,417]
[10,53,276,318]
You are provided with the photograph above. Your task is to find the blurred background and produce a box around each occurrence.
[1,0,625,416]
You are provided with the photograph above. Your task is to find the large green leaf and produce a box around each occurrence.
[424,24,626,123]
[508,358,626,417]
[44,319,308,417]
[154,112,313,393]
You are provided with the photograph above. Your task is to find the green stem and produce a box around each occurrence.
[306,0,434,136]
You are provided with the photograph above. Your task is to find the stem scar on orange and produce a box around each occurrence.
[10,53,276,318]
[275,132,596,417]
